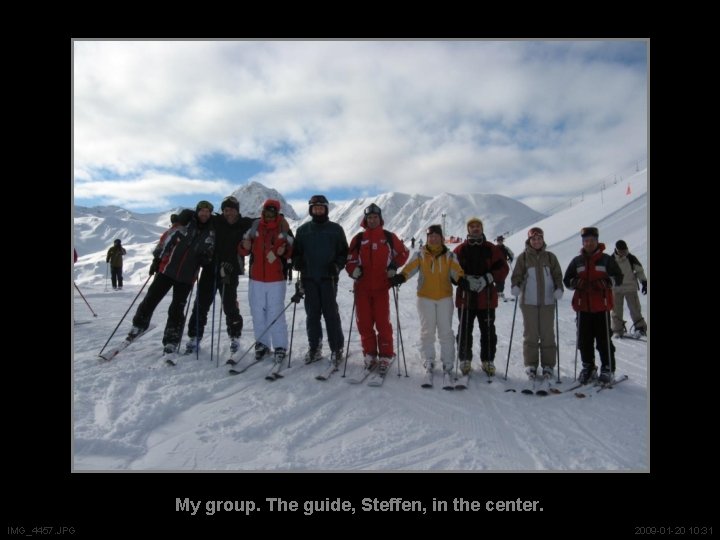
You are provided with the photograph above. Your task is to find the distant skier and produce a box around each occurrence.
[611,240,648,338]
[495,235,514,301]
[563,227,623,384]
[410,237,416,249]
[106,239,126,290]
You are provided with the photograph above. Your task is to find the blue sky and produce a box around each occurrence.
[73,40,647,215]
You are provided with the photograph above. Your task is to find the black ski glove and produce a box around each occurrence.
[457,277,471,291]
[641,280,647,295]
[291,281,305,304]
[388,274,406,288]
[149,258,160,276]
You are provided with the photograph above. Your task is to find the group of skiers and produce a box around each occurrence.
[112,194,647,386]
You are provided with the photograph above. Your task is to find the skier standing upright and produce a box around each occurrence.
[452,218,509,377]
[389,224,465,379]
[563,227,623,384]
[345,203,409,374]
[511,227,564,381]
[611,239,648,338]
[292,195,349,366]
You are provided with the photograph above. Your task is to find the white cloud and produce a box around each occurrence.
[74,40,647,204]
[74,171,233,209]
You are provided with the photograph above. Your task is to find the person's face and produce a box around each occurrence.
[582,236,598,253]
[427,232,442,245]
[263,206,278,221]
[223,206,239,224]
[467,223,483,237]
[529,235,544,249]
[311,205,327,217]
[366,214,380,229]
[197,208,211,223]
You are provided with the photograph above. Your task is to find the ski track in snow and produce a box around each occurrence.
[73,271,648,471]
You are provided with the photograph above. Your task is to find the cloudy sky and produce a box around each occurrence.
[73,40,647,214]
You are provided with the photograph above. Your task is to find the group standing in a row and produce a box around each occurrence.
[114,194,646,384]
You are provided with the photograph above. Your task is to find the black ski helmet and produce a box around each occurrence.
[308,194,329,216]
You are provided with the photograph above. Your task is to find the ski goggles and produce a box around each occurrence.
[309,195,329,206]
[528,227,544,239]
[263,206,278,214]
[364,203,382,216]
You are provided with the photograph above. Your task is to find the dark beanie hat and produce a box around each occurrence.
[580,226,599,238]
[616,240,628,250]
[177,209,194,226]
[426,224,443,237]
[221,196,240,211]
[170,213,179,224]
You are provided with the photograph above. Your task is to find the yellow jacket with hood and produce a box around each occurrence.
[400,244,464,300]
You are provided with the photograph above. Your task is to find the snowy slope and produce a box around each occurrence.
[73,173,648,470]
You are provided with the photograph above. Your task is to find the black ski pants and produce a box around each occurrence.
[302,277,344,353]
[187,266,243,340]
[132,272,193,346]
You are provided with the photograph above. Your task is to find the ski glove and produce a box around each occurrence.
[511,286,521,298]
[553,288,564,301]
[351,267,363,279]
[220,262,234,284]
[641,280,647,295]
[221,262,234,275]
[457,277,471,292]
[388,274,406,288]
[387,264,397,278]
[149,258,160,276]
[291,281,305,304]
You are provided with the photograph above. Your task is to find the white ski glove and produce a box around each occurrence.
[553,289,564,300]
[352,267,363,279]
[511,286,521,297]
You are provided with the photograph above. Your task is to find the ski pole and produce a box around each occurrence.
[74,282,98,318]
[287,301,297,368]
[393,284,408,377]
[555,300,561,383]
[604,303,614,378]
[98,274,152,357]
[503,290,519,381]
[573,314,579,381]
[216,282,225,368]
[209,264,218,365]
[455,290,466,380]
[232,300,294,366]
[341,286,357,378]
